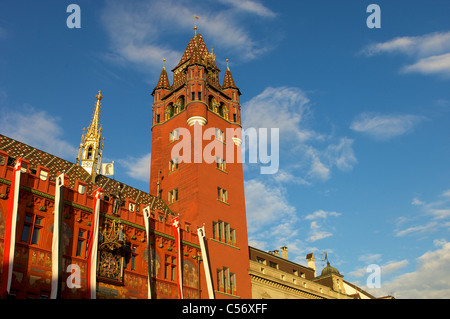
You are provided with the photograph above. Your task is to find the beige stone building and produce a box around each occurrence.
[249,246,382,299]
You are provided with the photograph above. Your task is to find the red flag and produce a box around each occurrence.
[86,188,102,299]
[171,216,183,299]
[1,158,22,297]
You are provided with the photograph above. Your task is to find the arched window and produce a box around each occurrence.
[208,96,215,111]
[178,96,185,111]
[87,146,93,159]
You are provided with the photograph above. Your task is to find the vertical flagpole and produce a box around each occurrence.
[86,188,102,299]
[143,206,153,299]
[0,158,22,298]
[50,173,64,299]
[172,216,183,299]
[197,226,215,299]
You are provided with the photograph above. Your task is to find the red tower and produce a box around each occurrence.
[150,32,251,299]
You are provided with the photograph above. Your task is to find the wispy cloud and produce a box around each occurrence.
[243,86,357,183]
[362,31,450,77]
[402,53,450,76]
[304,209,341,242]
[100,0,273,73]
[117,152,151,182]
[395,190,450,237]
[365,240,450,298]
[217,0,276,17]
[350,112,424,140]
[0,104,77,160]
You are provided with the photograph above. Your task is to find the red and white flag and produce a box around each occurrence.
[0,158,22,297]
[172,216,183,299]
[86,188,102,299]
[50,173,64,299]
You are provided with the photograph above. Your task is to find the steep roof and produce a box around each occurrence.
[174,33,210,70]
[0,134,174,216]
[154,68,171,91]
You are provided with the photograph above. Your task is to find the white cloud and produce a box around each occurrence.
[326,137,357,172]
[349,258,408,279]
[412,198,425,206]
[303,209,341,242]
[243,86,357,183]
[100,0,272,73]
[395,222,438,237]
[363,31,450,58]
[117,152,151,182]
[362,31,450,77]
[242,86,314,142]
[305,209,341,220]
[244,179,297,234]
[367,241,450,298]
[217,0,276,17]
[350,112,423,140]
[0,106,77,160]
[402,53,450,76]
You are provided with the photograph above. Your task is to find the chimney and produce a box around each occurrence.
[306,253,316,277]
[273,249,279,257]
[281,246,288,260]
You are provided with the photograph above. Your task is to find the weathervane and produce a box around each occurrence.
[194,15,200,35]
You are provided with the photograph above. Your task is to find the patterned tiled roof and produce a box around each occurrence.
[0,134,174,216]
[174,33,209,69]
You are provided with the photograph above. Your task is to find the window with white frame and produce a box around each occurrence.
[217,187,228,203]
[168,188,178,204]
[169,128,179,142]
[215,128,224,142]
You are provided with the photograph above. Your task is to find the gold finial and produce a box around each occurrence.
[194,15,200,35]
[163,58,166,70]
[96,90,103,101]
[226,59,229,70]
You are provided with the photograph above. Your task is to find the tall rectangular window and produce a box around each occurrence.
[169,158,179,172]
[216,156,226,171]
[216,267,237,295]
[76,229,88,257]
[164,255,176,281]
[217,187,228,203]
[169,128,179,143]
[215,128,224,142]
[21,214,43,245]
[168,188,178,204]
[212,220,237,246]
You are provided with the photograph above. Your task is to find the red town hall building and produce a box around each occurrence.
[0,30,382,300]
[0,31,252,299]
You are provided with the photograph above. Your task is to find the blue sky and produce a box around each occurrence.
[1,1,450,298]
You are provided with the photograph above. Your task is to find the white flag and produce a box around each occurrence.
[102,162,114,176]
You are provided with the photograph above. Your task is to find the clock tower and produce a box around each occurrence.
[150,31,252,299]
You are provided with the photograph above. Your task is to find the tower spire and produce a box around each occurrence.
[77,90,105,181]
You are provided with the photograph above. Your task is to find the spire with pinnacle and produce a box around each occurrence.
[222,59,238,89]
[153,59,171,93]
[76,91,105,181]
